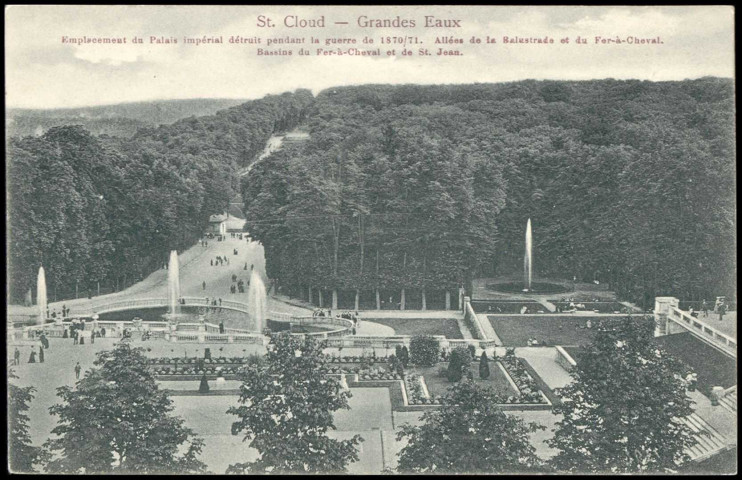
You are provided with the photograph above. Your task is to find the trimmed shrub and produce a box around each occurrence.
[479,352,490,380]
[400,346,410,367]
[409,336,440,367]
[198,374,210,393]
[447,346,472,383]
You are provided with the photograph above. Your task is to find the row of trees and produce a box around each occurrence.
[7,90,314,303]
[244,78,736,306]
[11,318,698,474]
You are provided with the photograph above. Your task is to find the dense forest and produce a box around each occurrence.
[7,91,313,302]
[7,79,735,309]
[243,79,735,308]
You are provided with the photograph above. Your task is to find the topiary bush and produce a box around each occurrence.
[446,346,472,383]
[198,373,210,393]
[479,352,490,380]
[400,345,410,367]
[409,335,440,367]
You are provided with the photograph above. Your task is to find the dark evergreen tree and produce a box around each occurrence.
[479,352,490,380]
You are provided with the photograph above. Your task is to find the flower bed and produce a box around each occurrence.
[325,354,389,364]
[353,366,402,381]
[403,374,443,406]
[499,355,547,404]
[152,364,244,376]
[148,356,247,366]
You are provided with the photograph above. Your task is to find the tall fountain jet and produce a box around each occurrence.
[524,219,533,291]
[247,270,267,332]
[167,250,181,316]
[37,266,47,325]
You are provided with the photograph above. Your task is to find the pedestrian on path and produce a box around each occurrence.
[39,346,45,363]
[203,281,207,290]
[91,330,95,344]
[14,348,20,366]
[73,330,79,345]
[718,303,727,322]
[28,350,37,363]
[74,362,81,379]
[41,333,49,349]
[219,298,222,306]
[702,299,709,318]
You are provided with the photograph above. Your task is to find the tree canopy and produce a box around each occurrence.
[7,90,313,302]
[548,316,697,473]
[227,333,362,474]
[243,79,735,306]
[7,79,735,307]
[8,368,47,472]
[396,380,545,473]
[43,342,206,474]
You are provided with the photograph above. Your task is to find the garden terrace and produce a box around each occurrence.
[487,315,639,347]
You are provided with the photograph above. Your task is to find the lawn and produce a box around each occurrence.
[362,317,463,339]
[471,300,545,314]
[412,361,518,398]
[488,315,629,346]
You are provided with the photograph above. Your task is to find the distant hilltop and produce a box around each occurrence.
[6,98,247,138]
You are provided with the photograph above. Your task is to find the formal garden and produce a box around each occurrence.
[144,335,554,410]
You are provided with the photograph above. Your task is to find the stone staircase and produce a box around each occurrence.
[680,413,730,462]
[718,387,737,414]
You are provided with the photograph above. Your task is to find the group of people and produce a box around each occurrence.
[204,297,223,307]
[46,304,70,320]
[19,349,82,379]
[199,239,209,247]
[61,318,107,345]
[311,309,362,335]
[230,232,245,240]
[211,256,229,266]
[689,299,729,322]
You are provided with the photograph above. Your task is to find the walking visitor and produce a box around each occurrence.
[39,346,44,363]
[14,348,20,366]
[74,362,81,379]
[28,350,37,363]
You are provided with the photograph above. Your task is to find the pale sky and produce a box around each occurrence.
[4,5,735,109]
